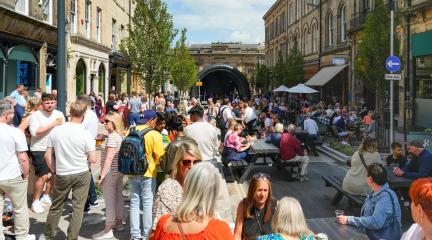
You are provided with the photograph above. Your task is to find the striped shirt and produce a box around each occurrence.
[101,132,123,173]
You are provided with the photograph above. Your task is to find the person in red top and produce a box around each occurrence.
[279,124,310,181]
[152,162,233,240]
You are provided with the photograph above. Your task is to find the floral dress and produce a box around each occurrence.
[258,233,316,240]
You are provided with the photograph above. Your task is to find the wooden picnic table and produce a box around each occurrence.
[307,218,367,240]
[238,139,280,183]
[385,166,414,189]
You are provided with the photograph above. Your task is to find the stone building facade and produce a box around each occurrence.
[264,0,374,105]
[66,0,135,103]
[0,0,57,98]
[189,42,265,82]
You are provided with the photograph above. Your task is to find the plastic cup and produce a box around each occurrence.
[316,233,328,240]
[335,210,344,217]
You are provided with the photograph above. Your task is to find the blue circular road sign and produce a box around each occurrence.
[386,56,401,72]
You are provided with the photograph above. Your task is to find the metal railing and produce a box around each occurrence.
[349,11,369,32]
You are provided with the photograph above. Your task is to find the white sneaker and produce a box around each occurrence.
[40,195,52,206]
[31,201,45,214]
[25,234,36,240]
[92,229,114,239]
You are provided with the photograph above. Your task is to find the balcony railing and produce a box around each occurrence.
[349,11,369,32]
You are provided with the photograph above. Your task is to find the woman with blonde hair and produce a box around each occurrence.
[152,162,233,239]
[258,197,316,240]
[342,137,382,196]
[92,112,126,239]
[18,98,42,143]
[234,173,275,240]
[152,138,202,230]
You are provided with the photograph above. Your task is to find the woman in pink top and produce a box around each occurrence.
[224,123,251,161]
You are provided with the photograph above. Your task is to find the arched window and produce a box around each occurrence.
[327,13,334,47]
[340,5,347,42]
[76,59,86,96]
[311,24,318,53]
[98,63,105,96]
[303,29,309,54]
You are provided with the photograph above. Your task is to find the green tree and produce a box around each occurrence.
[285,38,304,87]
[274,50,287,87]
[120,0,177,96]
[254,63,271,92]
[355,0,400,149]
[170,28,198,93]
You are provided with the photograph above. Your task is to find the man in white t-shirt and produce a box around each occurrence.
[219,98,233,142]
[184,106,218,161]
[0,100,35,240]
[43,101,96,240]
[29,93,65,214]
[242,101,257,136]
[77,95,99,212]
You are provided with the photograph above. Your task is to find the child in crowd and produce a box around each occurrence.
[386,142,407,168]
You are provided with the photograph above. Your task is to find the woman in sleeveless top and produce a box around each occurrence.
[92,112,126,239]
[234,173,275,240]
[18,98,42,145]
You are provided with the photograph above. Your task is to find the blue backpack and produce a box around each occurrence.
[118,127,154,175]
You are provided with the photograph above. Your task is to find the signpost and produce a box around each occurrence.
[386,56,401,73]
[387,1,398,145]
[196,81,203,101]
[385,74,401,81]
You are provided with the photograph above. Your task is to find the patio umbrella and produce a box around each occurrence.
[287,84,319,94]
[272,85,291,92]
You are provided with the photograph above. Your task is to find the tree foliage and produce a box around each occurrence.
[285,38,304,86]
[120,0,177,96]
[170,29,198,93]
[355,0,399,96]
[254,63,271,92]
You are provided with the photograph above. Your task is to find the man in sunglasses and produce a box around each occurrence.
[128,109,165,240]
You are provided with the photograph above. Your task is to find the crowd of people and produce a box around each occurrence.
[1,85,432,240]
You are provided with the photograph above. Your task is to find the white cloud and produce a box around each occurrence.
[165,0,275,43]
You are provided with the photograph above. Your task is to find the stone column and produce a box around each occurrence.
[39,43,48,91]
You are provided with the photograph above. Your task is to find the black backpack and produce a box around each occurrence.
[216,107,228,129]
[118,127,154,175]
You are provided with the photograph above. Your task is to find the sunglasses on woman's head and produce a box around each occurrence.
[181,159,202,167]
[253,173,270,180]
[104,119,111,124]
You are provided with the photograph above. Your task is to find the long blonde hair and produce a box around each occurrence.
[105,112,126,136]
[25,98,42,116]
[170,141,202,178]
[174,162,220,222]
[271,197,309,237]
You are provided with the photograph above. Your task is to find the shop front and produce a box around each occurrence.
[5,45,38,96]
[412,30,432,128]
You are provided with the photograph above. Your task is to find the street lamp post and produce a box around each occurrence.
[57,0,67,114]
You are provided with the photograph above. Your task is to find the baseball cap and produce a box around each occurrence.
[409,140,424,148]
[141,109,157,123]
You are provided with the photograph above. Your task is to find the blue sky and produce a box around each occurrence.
[165,0,275,44]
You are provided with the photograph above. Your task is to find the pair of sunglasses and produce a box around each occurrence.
[181,159,202,167]
[104,119,111,124]
[253,173,270,180]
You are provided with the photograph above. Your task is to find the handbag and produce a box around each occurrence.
[365,190,402,240]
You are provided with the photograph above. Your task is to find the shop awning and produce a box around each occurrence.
[8,45,37,63]
[412,31,432,57]
[305,64,347,87]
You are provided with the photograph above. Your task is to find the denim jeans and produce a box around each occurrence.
[129,176,156,239]
[84,174,97,210]
[129,112,141,126]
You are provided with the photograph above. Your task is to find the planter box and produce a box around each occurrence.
[318,144,351,163]
[407,132,432,151]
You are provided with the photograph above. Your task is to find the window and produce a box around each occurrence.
[340,6,347,42]
[96,8,102,43]
[295,0,300,20]
[327,13,334,46]
[112,19,117,50]
[415,56,432,99]
[41,0,53,24]
[85,1,91,39]
[120,25,125,41]
[15,0,29,15]
[70,0,77,33]
[363,0,370,11]
[303,30,308,54]
[311,24,318,53]
[289,3,294,24]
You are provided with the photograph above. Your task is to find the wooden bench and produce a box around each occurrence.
[322,176,365,207]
